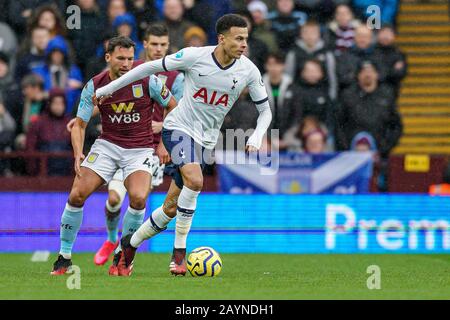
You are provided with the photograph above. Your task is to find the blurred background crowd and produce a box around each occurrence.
[0,0,406,190]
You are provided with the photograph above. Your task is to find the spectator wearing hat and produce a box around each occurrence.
[335,25,376,91]
[302,128,328,154]
[285,20,337,100]
[267,0,308,53]
[247,0,279,53]
[31,36,83,114]
[335,60,402,158]
[372,24,407,98]
[184,26,207,47]
[350,131,377,152]
[112,13,144,59]
[26,88,71,176]
[163,0,196,53]
[350,131,383,192]
[324,4,361,54]
[15,26,50,83]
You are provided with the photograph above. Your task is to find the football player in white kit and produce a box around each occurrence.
[96,14,272,276]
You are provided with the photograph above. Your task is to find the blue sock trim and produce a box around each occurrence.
[177,206,195,215]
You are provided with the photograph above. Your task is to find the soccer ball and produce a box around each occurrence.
[187,247,222,277]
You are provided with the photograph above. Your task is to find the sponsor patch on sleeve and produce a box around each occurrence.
[160,84,169,100]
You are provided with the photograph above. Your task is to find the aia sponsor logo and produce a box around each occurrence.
[193,88,229,107]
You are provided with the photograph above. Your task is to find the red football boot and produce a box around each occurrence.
[169,248,187,276]
[94,240,119,266]
[117,235,137,277]
[108,251,122,276]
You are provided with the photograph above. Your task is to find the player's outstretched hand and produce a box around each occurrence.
[92,94,111,106]
[74,153,85,178]
[66,118,76,132]
[156,141,171,164]
[245,145,258,153]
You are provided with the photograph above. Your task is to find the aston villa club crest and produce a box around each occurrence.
[132,84,143,98]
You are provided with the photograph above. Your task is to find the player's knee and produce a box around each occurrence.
[108,191,122,208]
[128,193,147,210]
[69,188,88,207]
[183,175,203,191]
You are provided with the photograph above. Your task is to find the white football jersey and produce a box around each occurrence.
[161,46,268,149]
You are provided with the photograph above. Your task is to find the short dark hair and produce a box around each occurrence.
[144,23,169,40]
[106,36,136,54]
[215,14,247,35]
[21,74,44,90]
[266,52,285,64]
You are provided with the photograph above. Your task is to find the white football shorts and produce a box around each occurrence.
[108,155,164,196]
[81,139,155,184]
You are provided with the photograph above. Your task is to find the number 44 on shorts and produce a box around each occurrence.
[143,158,152,169]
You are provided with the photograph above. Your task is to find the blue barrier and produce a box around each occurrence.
[1,193,449,253]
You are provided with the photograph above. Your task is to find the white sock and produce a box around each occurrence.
[130,206,173,248]
[174,186,200,249]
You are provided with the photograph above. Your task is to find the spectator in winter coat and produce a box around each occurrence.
[68,0,107,74]
[335,60,402,157]
[372,25,407,98]
[267,0,307,53]
[163,0,196,53]
[15,26,50,82]
[262,52,294,136]
[26,88,71,176]
[247,0,279,53]
[324,4,361,54]
[31,36,83,114]
[335,25,375,91]
[285,20,337,99]
[112,13,144,59]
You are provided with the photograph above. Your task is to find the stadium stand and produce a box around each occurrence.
[394,0,450,154]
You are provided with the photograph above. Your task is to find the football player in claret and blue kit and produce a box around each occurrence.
[51,36,177,276]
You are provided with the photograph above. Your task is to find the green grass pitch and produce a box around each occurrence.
[0,253,449,299]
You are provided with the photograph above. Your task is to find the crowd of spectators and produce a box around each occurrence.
[0,0,405,188]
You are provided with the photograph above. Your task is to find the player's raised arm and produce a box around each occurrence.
[95,47,198,100]
[246,66,273,152]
